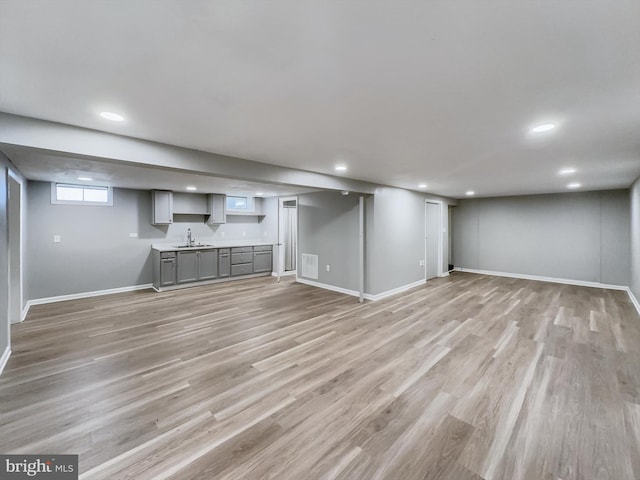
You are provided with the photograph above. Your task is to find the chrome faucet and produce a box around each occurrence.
[187,228,193,247]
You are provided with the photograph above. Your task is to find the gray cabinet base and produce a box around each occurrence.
[152,271,272,292]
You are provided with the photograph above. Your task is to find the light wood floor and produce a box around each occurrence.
[2,273,640,479]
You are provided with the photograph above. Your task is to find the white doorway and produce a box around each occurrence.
[425,200,443,280]
[277,196,298,280]
[7,171,22,324]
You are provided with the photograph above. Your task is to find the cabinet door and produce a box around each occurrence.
[207,194,226,224]
[253,251,272,273]
[160,259,176,286]
[198,250,218,280]
[177,251,198,283]
[219,253,231,278]
[152,190,173,225]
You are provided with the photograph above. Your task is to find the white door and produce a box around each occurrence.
[277,196,297,280]
[425,201,440,280]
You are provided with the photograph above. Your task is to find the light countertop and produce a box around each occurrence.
[151,240,274,252]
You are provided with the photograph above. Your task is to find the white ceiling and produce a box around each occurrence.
[1,0,639,198]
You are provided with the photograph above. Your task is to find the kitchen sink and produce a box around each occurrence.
[173,244,210,249]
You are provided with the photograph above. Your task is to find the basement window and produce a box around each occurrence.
[226,195,249,210]
[51,183,113,206]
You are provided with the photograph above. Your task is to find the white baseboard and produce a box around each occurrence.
[0,346,11,376]
[271,270,297,277]
[23,284,154,318]
[296,277,427,302]
[453,268,628,291]
[295,278,361,298]
[364,279,427,301]
[439,272,450,278]
[627,288,640,317]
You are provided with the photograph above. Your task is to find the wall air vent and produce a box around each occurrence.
[301,253,319,279]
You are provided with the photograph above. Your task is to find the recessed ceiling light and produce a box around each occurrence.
[335,165,347,172]
[186,186,197,191]
[559,168,576,175]
[466,190,475,196]
[255,192,264,196]
[418,183,427,189]
[77,177,93,181]
[99,111,124,122]
[567,182,581,189]
[531,123,556,133]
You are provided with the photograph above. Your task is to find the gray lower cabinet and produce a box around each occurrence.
[177,251,198,283]
[253,250,272,273]
[154,244,272,289]
[198,250,218,280]
[219,249,230,278]
[231,246,253,277]
[160,257,176,286]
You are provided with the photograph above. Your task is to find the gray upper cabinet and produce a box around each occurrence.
[198,249,218,280]
[177,251,198,283]
[152,190,173,225]
[207,194,226,224]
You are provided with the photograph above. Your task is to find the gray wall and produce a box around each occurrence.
[26,181,278,299]
[366,187,455,296]
[297,191,361,291]
[630,177,640,300]
[452,190,630,286]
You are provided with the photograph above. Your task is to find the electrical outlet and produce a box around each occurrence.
[242,231,246,237]
[129,232,138,238]
[326,265,331,272]
[53,235,61,243]
[419,259,425,266]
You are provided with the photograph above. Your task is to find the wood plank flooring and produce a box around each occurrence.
[2,272,640,479]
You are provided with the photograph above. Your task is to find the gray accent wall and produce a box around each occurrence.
[297,187,456,296]
[366,187,455,296]
[452,190,630,286]
[630,177,640,300]
[297,191,361,291]
[26,181,278,300]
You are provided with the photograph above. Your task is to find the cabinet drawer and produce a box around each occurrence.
[231,263,253,276]
[160,251,176,259]
[231,246,253,254]
[253,245,272,252]
[231,252,253,264]
[218,248,230,255]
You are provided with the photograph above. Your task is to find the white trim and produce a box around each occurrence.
[24,284,153,313]
[364,279,427,301]
[272,270,296,277]
[0,346,11,376]
[453,268,628,291]
[627,288,640,317]
[296,277,427,302]
[296,277,361,298]
[439,272,450,277]
[7,169,24,324]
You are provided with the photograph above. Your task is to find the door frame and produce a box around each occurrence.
[277,196,298,281]
[7,169,24,323]
[424,199,444,281]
